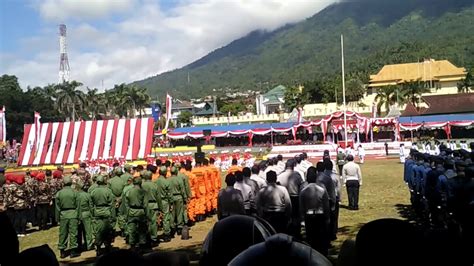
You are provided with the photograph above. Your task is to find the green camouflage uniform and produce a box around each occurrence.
[155,167,173,235]
[141,170,162,242]
[90,175,115,251]
[55,176,79,251]
[177,166,192,224]
[36,179,52,230]
[108,168,126,228]
[169,167,186,232]
[76,182,94,251]
[119,178,134,238]
[125,177,148,247]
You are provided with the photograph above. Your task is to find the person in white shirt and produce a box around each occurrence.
[399,144,406,163]
[460,141,468,151]
[357,145,365,164]
[233,170,254,215]
[411,142,418,151]
[294,156,306,181]
[276,155,286,173]
[342,155,362,210]
[300,153,313,171]
[250,165,266,189]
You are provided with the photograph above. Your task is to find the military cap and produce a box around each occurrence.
[124,164,133,171]
[170,166,178,175]
[159,166,168,175]
[141,170,152,180]
[96,175,105,185]
[63,175,72,185]
[133,177,142,185]
[113,167,124,176]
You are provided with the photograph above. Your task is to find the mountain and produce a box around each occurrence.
[134,0,474,100]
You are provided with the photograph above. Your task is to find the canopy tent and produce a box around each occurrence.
[398,114,474,139]
[18,118,155,166]
[162,111,375,143]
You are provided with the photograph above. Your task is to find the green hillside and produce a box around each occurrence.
[134,0,474,99]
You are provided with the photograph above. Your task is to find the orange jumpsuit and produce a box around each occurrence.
[203,166,213,213]
[184,170,198,222]
[208,165,221,210]
[191,167,207,216]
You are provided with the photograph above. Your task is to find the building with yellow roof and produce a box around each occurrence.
[369,59,466,91]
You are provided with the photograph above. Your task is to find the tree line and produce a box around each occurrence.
[0,75,152,140]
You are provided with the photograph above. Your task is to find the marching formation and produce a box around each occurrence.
[217,151,363,256]
[0,149,365,259]
[0,159,222,258]
[403,142,474,234]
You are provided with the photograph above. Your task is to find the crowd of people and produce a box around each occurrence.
[402,142,474,233]
[217,151,363,256]
[0,149,364,261]
[0,159,223,258]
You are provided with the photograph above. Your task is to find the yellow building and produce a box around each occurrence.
[368,59,467,93]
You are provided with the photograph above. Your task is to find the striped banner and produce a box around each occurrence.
[17,118,155,166]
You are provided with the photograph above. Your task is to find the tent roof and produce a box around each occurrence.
[171,122,294,133]
[399,114,474,123]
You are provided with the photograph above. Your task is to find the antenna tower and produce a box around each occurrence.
[59,24,70,83]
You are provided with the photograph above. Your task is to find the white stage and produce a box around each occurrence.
[269,141,412,158]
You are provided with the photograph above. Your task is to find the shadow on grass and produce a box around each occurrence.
[328,223,365,256]
[394,203,428,228]
[64,243,203,266]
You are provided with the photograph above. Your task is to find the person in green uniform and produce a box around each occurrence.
[108,167,125,229]
[155,166,173,242]
[120,164,133,184]
[55,175,80,258]
[119,174,134,241]
[125,177,148,252]
[141,169,162,246]
[176,163,191,225]
[87,174,98,194]
[169,166,186,236]
[90,175,115,256]
[76,181,94,251]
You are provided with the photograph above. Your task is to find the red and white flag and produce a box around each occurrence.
[34,112,41,152]
[297,107,303,124]
[164,94,172,130]
[0,106,6,144]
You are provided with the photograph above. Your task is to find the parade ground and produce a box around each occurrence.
[18,157,409,264]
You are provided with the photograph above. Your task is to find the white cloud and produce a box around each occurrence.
[3,0,336,90]
[37,0,134,21]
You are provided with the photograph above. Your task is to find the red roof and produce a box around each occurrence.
[401,93,474,116]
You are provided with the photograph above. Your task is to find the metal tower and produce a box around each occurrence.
[59,24,70,83]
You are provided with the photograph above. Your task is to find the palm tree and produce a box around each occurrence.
[374,85,398,116]
[85,88,106,119]
[129,86,151,117]
[55,80,85,121]
[401,80,430,111]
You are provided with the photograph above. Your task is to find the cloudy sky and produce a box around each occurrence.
[0,0,335,90]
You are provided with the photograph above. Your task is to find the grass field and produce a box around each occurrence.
[18,157,410,264]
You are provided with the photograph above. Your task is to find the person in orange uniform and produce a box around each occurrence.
[191,161,207,221]
[227,158,243,175]
[208,158,221,212]
[202,159,214,215]
[183,162,197,224]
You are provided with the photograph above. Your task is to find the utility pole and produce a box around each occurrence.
[341,34,348,147]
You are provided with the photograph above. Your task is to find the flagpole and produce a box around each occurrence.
[341,34,348,147]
